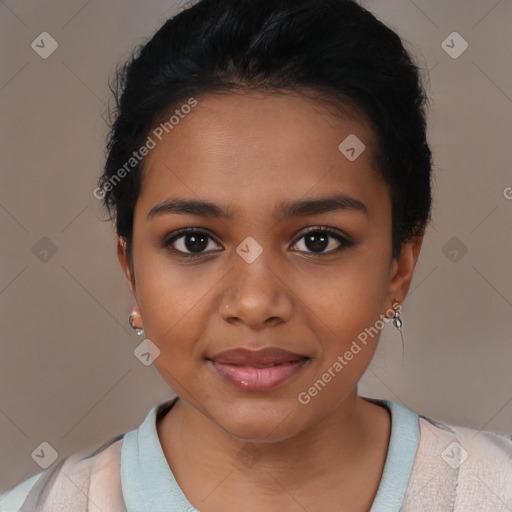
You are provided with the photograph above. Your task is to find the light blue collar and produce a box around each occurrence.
[121,396,420,512]
[365,397,420,511]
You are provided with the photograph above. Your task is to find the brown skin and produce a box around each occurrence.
[117,91,424,512]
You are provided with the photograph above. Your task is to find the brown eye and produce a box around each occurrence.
[163,228,222,256]
[291,227,354,255]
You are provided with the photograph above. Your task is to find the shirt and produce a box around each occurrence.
[1,396,511,511]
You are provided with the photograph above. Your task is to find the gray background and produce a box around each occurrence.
[1,0,511,493]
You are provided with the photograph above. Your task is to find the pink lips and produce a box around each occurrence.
[208,347,310,391]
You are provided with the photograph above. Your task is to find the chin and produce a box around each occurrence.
[209,395,307,443]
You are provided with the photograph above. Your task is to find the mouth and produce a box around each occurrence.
[206,347,311,391]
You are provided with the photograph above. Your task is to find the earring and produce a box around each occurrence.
[128,308,144,336]
[392,299,403,330]
[392,299,405,360]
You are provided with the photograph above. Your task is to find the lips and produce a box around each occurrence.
[207,347,310,391]
[208,347,309,366]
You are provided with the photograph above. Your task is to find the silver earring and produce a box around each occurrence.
[392,299,405,360]
[392,299,403,330]
[128,312,144,336]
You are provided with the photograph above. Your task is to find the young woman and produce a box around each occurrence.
[2,0,511,511]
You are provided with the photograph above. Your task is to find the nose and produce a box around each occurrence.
[219,251,294,330]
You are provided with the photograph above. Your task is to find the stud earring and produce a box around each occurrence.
[128,308,144,336]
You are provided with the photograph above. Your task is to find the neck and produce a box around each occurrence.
[156,390,391,510]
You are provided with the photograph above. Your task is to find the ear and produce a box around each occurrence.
[385,227,425,306]
[117,236,136,298]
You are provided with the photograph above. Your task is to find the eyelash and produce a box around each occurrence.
[162,226,354,258]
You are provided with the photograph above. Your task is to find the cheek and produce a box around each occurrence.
[297,283,387,407]
[296,251,390,368]
[133,251,217,357]
[303,247,389,321]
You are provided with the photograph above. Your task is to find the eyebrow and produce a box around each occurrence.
[147,193,369,220]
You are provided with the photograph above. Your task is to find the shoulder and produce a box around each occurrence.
[403,412,512,511]
[417,413,512,468]
[0,434,126,512]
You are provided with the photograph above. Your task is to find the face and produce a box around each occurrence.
[118,91,422,442]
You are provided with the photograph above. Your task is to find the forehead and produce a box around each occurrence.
[137,91,387,220]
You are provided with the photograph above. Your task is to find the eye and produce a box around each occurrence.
[290,226,354,255]
[162,228,222,257]
[162,226,354,258]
